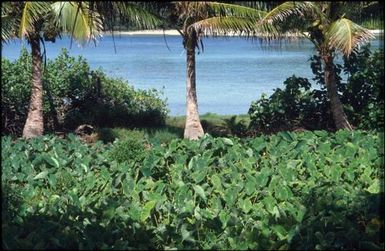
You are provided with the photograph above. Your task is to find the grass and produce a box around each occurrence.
[95,113,251,143]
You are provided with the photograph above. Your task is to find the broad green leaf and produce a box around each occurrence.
[280,131,293,141]
[219,211,230,228]
[33,171,48,180]
[222,138,234,146]
[211,175,222,190]
[366,179,380,194]
[44,156,60,168]
[272,225,288,240]
[140,200,157,222]
[193,185,207,201]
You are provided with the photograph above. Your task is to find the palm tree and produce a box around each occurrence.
[2,2,161,139]
[260,2,374,130]
[160,2,269,139]
[2,1,102,139]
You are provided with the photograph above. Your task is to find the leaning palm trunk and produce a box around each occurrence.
[322,52,353,131]
[184,32,204,140]
[22,34,44,138]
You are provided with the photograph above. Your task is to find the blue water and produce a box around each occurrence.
[1,35,381,115]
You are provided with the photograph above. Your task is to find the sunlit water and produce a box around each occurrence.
[1,35,381,115]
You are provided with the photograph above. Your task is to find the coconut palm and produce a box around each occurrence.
[2,1,161,139]
[260,1,375,130]
[161,2,271,139]
[2,1,102,139]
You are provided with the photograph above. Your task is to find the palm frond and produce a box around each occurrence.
[192,16,284,39]
[203,2,267,20]
[18,2,51,38]
[192,16,258,36]
[325,18,375,56]
[262,1,324,25]
[115,2,163,30]
[1,2,17,42]
[51,2,102,46]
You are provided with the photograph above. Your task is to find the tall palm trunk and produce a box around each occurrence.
[184,32,204,140]
[322,52,353,131]
[22,33,44,138]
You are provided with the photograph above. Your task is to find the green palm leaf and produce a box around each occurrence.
[325,18,375,56]
[1,2,17,42]
[115,2,163,29]
[203,2,267,19]
[18,1,51,38]
[51,2,102,45]
[192,16,280,38]
[262,1,324,25]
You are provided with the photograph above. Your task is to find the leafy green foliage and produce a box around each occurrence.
[107,130,147,164]
[2,130,383,249]
[1,47,168,136]
[249,76,332,134]
[249,45,384,134]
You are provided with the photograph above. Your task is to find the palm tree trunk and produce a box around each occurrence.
[322,53,353,131]
[22,34,44,139]
[184,34,204,140]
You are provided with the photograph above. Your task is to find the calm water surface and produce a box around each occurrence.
[2,35,381,115]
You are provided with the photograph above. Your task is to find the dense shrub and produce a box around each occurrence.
[107,130,147,163]
[2,131,383,249]
[1,48,168,136]
[249,45,384,134]
[248,76,332,134]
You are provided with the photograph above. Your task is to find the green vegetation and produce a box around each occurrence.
[1,2,383,250]
[2,130,383,249]
[249,45,384,134]
[1,48,168,137]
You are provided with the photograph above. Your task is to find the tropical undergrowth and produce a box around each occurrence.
[1,48,168,137]
[249,45,384,135]
[2,130,383,250]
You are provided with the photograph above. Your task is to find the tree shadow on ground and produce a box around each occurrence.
[288,185,384,250]
[2,185,156,250]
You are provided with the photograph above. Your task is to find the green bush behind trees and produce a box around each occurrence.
[249,45,384,134]
[2,131,383,249]
[1,48,168,136]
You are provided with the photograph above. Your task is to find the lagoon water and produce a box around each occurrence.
[2,35,381,115]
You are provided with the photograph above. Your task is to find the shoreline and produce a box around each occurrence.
[103,29,384,36]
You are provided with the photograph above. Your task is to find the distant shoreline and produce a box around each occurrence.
[103,29,383,36]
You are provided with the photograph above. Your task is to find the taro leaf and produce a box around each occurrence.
[193,185,206,201]
[44,155,60,168]
[141,153,158,177]
[33,171,48,180]
[295,140,308,151]
[140,200,157,222]
[272,225,288,240]
[255,171,269,188]
[366,179,380,194]
[211,175,222,190]
[263,195,277,214]
[275,185,292,201]
[280,131,293,141]
[314,130,327,137]
[192,169,207,183]
[239,198,253,214]
[224,187,237,207]
[318,142,331,154]
[245,179,256,196]
[222,138,234,146]
[181,224,195,243]
[47,174,57,187]
[128,205,141,221]
[287,160,301,169]
[219,211,231,228]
